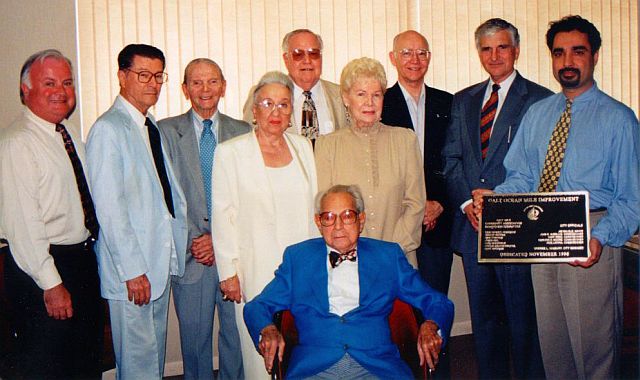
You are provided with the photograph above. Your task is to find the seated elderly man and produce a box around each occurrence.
[244,184,454,379]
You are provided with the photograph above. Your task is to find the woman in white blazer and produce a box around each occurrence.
[212,71,318,379]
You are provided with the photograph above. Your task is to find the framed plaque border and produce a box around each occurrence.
[478,191,591,263]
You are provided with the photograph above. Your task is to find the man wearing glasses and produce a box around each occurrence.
[243,29,347,143]
[382,29,454,379]
[442,19,552,379]
[244,184,454,379]
[86,44,188,379]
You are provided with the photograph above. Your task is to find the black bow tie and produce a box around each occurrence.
[329,249,357,268]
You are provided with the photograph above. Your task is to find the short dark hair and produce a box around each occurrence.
[117,44,166,70]
[546,15,601,54]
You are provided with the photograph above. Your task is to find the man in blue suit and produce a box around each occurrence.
[442,19,552,379]
[159,58,249,380]
[86,44,188,379]
[244,185,454,379]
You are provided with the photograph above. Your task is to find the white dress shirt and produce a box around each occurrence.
[293,81,334,135]
[0,108,90,290]
[460,69,518,212]
[397,83,426,159]
[326,245,360,316]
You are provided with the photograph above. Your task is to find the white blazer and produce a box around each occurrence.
[211,130,318,300]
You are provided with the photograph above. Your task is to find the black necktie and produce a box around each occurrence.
[55,123,100,238]
[145,117,175,217]
[329,249,357,268]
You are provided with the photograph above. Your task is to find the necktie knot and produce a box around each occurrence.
[492,83,501,93]
[565,98,573,110]
[303,90,312,100]
[203,118,213,132]
[329,249,357,268]
[55,123,66,133]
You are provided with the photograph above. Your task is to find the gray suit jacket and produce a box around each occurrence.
[443,72,553,254]
[242,78,348,133]
[159,109,251,284]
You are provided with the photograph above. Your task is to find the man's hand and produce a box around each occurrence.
[126,274,151,306]
[424,201,443,232]
[259,324,285,374]
[417,320,443,370]
[191,233,214,266]
[469,189,495,231]
[43,283,73,320]
[463,203,479,231]
[570,238,603,268]
[220,275,242,303]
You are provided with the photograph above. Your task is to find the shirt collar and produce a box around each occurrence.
[118,94,150,128]
[24,107,58,136]
[397,82,425,105]
[563,81,599,104]
[489,69,517,92]
[293,80,323,102]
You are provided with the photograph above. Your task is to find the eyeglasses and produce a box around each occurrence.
[397,48,431,61]
[289,48,322,61]
[255,99,292,115]
[125,69,168,84]
[318,209,359,227]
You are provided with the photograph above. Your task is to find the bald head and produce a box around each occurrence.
[389,30,431,88]
[393,30,429,52]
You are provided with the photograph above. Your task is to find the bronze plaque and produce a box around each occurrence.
[479,191,590,263]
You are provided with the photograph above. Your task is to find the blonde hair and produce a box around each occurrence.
[339,57,387,95]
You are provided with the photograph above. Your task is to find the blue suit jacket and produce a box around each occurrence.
[244,237,454,379]
[86,96,188,301]
[443,72,552,253]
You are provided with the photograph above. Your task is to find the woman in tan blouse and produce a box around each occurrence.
[315,57,425,266]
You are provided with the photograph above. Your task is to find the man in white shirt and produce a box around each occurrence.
[86,44,188,379]
[442,18,552,379]
[0,49,103,379]
[244,185,454,379]
[243,29,347,142]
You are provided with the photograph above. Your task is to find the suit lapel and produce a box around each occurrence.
[177,110,206,202]
[308,241,331,313]
[466,81,487,165]
[485,73,526,163]
[354,239,380,311]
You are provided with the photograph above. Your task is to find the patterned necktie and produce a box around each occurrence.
[301,91,319,140]
[200,119,217,217]
[55,123,100,238]
[538,99,573,192]
[480,83,500,160]
[146,117,175,217]
[329,249,357,268]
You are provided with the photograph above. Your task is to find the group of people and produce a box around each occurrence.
[0,13,637,380]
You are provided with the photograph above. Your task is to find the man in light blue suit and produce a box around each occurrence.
[244,185,454,379]
[159,58,249,380]
[86,44,188,379]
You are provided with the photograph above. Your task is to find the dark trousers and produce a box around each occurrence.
[461,252,545,379]
[4,242,104,380]
[416,243,453,379]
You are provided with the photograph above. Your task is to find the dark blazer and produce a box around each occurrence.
[442,72,553,253]
[382,83,453,247]
[159,109,251,284]
[244,237,454,380]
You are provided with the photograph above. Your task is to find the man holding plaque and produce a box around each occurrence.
[475,16,640,379]
[443,18,551,379]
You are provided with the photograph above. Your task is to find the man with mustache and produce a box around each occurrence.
[86,44,188,379]
[442,18,551,379]
[0,49,103,379]
[475,15,640,379]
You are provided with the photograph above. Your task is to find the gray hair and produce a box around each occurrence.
[281,29,324,53]
[252,71,294,104]
[20,49,73,104]
[474,18,520,50]
[183,58,225,85]
[314,185,365,214]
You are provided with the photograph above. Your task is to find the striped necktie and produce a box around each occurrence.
[538,99,573,192]
[480,84,500,160]
[200,118,217,216]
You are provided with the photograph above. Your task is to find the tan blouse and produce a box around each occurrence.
[315,122,426,264]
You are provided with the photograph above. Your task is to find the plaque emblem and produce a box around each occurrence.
[524,205,543,221]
